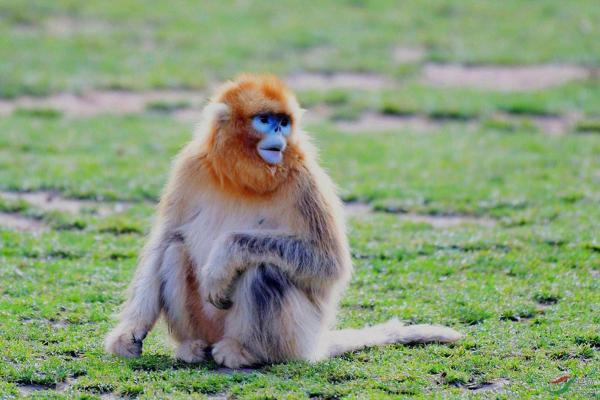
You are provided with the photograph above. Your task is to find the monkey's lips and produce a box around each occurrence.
[258,147,284,164]
[257,137,287,165]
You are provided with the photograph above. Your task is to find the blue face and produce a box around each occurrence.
[252,113,291,165]
[251,113,291,136]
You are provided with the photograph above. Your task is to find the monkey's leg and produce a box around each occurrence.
[105,233,166,357]
[212,263,323,368]
[158,241,213,363]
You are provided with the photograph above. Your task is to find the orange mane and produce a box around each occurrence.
[200,74,307,199]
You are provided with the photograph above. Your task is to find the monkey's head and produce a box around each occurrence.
[199,74,310,196]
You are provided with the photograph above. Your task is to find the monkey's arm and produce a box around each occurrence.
[202,232,344,307]
[106,143,205,355]
[104,223,171,356]
[202,170,351,309]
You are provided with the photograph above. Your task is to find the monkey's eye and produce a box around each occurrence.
[280,115,289,127]
[252,114,273,134]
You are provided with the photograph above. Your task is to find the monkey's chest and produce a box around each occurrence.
[181,201,282,268]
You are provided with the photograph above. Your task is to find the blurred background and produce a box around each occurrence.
[1,0,598,93]
[0,1,599,398]
[1,0,598,203]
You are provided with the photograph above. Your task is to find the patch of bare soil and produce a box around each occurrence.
[300,105,333,125]
[17,383,52,396]
[18,378,77,396]
[464,378,510,393]
[0,75,395,122]
[301,46,335,65]
[0,213,46,232]
[335,112,465,133]
[344,201,373,217]
[0,90,205,118]
[22,318,70,329]
[488,112,583,135]
[422,64,593,91]
[45,16,114,36]
[0,190,128,216]
[55,378,76,392]
[344,202,496,227]
[402,213,496,228]
[49,320,69,328]
[206,394,228,400]
[531,112,580,136]
[333,111,577,135]
[392,46,426,64]
[285,72,394,91]
[171,108,205,123]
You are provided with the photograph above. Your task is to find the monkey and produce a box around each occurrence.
[104,74,462,368]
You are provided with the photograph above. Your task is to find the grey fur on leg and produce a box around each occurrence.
[214,263,323,366]
[104,228,167,358]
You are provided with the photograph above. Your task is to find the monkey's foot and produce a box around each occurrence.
[176,339,208,363]
[212,337,256,369]
[104,329,143,358]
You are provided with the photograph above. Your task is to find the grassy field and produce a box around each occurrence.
[1,1,599,399]
[1,0,599,96]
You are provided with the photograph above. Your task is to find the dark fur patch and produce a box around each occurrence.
[158,278,173,333]
[250,264,290,315]
[158,279,168,313]
[167,231,185,243]
[246,263,295,360]
[232,233,334,278]
[234,234,261,253]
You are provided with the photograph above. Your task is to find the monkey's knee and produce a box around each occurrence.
[224,264,290,351]
[158,241,193,333]
[227,264,319,363]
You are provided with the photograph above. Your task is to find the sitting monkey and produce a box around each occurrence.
[105,74,462,368]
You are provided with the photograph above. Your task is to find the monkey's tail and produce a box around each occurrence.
[325,318,462,358]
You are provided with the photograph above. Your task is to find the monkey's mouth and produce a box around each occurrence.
[257,137,287,165]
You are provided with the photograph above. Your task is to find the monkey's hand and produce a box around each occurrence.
[201,238,240,310]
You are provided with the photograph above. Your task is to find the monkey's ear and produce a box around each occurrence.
[286,95,304,125]
[204,102,231,122]
[194,102,231,138]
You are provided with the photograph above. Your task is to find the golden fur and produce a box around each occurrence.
[104,74,461,367]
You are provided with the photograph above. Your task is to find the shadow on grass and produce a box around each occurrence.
[127,353,258,375]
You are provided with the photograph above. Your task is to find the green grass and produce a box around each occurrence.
[0,0,599,96]
[299,80,600,121]
[145,100,191,113]
[1,1,600,399]
[1,113,599,398]
[575,119,600,134]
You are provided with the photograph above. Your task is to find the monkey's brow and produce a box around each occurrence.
[251,112,290,118]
